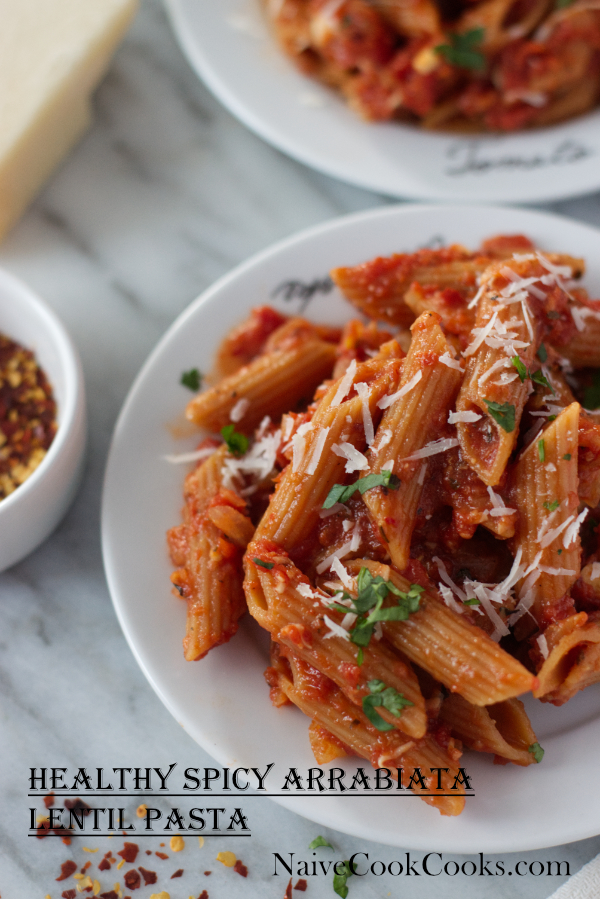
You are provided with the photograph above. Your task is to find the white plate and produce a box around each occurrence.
[164,0,600,204]
[102,204,600,852]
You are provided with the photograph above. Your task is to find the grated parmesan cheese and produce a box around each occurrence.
[563,508,588,549]
[537,633,549,660]
[330,556,354,590]
[377,370,422,410]
[331,441,369,473]
[230,397,250,422]
[401,437,459,463]
[305,426,330,476]
[322,615,351,640]
[448,410,482,424]
[163,445,217,465]
[331,358,357,407]
[355,381,374,445]
[439,351,464,371]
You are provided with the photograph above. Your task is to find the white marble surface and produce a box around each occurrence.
[1,1,599,896]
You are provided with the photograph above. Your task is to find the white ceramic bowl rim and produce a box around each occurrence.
[0,268,80,515]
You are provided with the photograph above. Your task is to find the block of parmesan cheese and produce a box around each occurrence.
[0,0,138,240]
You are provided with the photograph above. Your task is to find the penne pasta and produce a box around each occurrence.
[439,693,540,766]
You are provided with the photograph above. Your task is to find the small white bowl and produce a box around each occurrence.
[0,268,86,572]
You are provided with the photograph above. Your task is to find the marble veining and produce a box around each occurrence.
[0,0,599,894]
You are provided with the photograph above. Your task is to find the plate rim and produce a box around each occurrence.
[102,202,600,853]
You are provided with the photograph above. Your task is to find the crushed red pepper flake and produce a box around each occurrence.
[204,871,212,876]
[81,861,91,872]
[138,866,157,885]
[234,859,248,877]
[123,870,141,890]
[61,891,77,899]
[0,332,57,500]
[284,879,293,899]
[64,799,91,814]
[56,860,77,881]
[118,842,139,864]
[171,869,184,878]
[198,892,209,899]
[295,879,308,891]
[98,858,111,871]
[44,793,55,809]
[155,852,169,860]
[146,850,152,855]
[99,893,119,899]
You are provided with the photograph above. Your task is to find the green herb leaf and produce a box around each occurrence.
[547,415,556,422]
[333,860,354,898]
[221,424,249,457]
[537,343,548,363]
[531,369,555,394]
[323,470,400,509]
[463,597,481,606]
[435,27,486,70]
[356,647,364,666]
[309,836,334,850]
[329,570,422,649]
[511,356,528,382]
[543,500,559,512]
[557,548,563,555]
[180,368,202,391]
[484,400,516,433]
[253,558,274,570]
[362,679,413,731]
[563,453,572,461]
[528,742,545,763]
[538,439,545,462]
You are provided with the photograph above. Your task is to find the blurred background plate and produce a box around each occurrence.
[164,0,600,204]
[102,204,600,853]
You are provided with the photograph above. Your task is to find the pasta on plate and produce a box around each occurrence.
[262,0,600,132]
[167,233,600,816]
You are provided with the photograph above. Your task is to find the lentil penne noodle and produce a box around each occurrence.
[439,694,539,766]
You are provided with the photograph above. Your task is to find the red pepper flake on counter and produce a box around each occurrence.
[118,842,139,864]
[138,866,157,885]
[284,879,293,899]
[0,331,57,499]
[61,891,77,899]
[295,879,308,891]
[56,860,77,881]
[123,869,141,890]
[197,892,208,899]
[233,859,248,877]
[155,852,169,860]
[44,793,55,809]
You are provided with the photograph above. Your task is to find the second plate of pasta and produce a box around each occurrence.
[164,0,600,204]
[102,203,600,852]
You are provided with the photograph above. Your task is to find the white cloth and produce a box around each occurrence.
[546,855,600,899]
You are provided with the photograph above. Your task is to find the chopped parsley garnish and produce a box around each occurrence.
[543,500,560,512]
[435,27,486,70]
[511,356,527,382]
[323,470,400,510]
[531,369,554,394]
[538,439,545,462]
[221,423,249,457]
[180,368,202,391]
[484,400,516,433]
[309,836,334,850]
[463,597,481,606]
[563,453,572,461]
[253,558,274,570]
[528,742,545,763]
[333,860,354,898]
[583,370,600,410]
[356,647,364,666]
[329,568,422,648]
[547,415,556,422]
[511,358,554,393]
[362,679,413,732]
[537,343,548,363]
[557,549,563,555]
